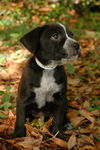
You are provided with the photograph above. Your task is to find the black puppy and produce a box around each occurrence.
[13,23,80,139]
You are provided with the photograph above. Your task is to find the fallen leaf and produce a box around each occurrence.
[69,78,80,86]
[79,128,94,134]
[96,141,100,150]
[39,6,51,12]
[81,135,95,146]
[0,125,8,133]
[32,16,40,24]
[80,109,95,122]
[25,124,41,137]
[83,101,90,109]
[51,138,68,148]
[68,135,76,150]
[33,147,40,150]
[89,122,95,129]
[8,110,15,119]
[31,130,41,137]
[91,110,100,116]
[67,110,85,126]
[69,101,80,109]
[77,137,86,148]
[79,145,97,150]
[0,41,3,46]
[16,136,43,149]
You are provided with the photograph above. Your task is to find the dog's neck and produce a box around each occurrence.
[35,57,56,70]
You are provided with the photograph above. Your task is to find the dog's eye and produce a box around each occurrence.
[51,33,59,40]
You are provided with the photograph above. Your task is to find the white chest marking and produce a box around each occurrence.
[34,70,61,109]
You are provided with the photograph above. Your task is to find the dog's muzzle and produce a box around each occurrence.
[63,39,80,59]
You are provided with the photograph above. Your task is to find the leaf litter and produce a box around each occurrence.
[0,45,99,150]
[0,38,100,149]
[0,2,100,150]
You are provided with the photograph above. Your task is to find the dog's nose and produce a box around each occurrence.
[73,42,80,50]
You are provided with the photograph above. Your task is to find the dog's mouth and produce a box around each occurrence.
[48,54,79,67]
[59,55,78,64]
[64,48,81,61]
[66,55,79,60]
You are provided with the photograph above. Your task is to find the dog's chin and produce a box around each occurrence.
[59,55,78,65]
[48,55,78,68]
[66,55,78,61]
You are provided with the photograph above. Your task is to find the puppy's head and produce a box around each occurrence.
[20,23,80,66]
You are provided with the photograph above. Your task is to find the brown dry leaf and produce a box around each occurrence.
[67,110,85,126]
[31,130,41,137]
[69,78,80,86]
[95,120,100,127]
[46,117,54,128]
[32,16,40,24]
[91,110,100,116]
[64,130,73,135]
[80,39,95,56]
[51,138,68,148]
[16,136,43,149]
[81,135,95,146]
[0,70,10,80]
[68,9,77,16]
[25,124,39,137]
[70,116,85,126]
[79,128,94,134]
[0,41,3,46]
[79,145,97,150]
[96,141,100,150]
[68,134,76,150]
[39,6,51,12]
[89,121,95,129]
[41,124,52,136]
[0,138,9,150]
[69,101,80,109]
[8,110,15,119]
[33,147,40,150]
[83,101,90,109]
[77,137,86,148]
[41,117,54,136]
[0,124,8,133]
[5,138,15,145]
[8,62,22,76]
[80,109,95,122]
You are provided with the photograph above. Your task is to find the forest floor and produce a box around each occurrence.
[0,1,100,150]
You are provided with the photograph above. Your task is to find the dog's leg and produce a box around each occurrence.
[52,94,68,139]
[13,97,26,138]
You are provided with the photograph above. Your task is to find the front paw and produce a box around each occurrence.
[12,126,26,138]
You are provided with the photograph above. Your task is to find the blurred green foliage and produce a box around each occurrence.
[72,0,100,11]
[0,0,99,46]
[66,64,75,75]
[0,0,99,75]
[0,113,6,119]
[0,85,16,111]
[88,96,100,111]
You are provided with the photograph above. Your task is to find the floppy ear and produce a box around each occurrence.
[20,26,43,53]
